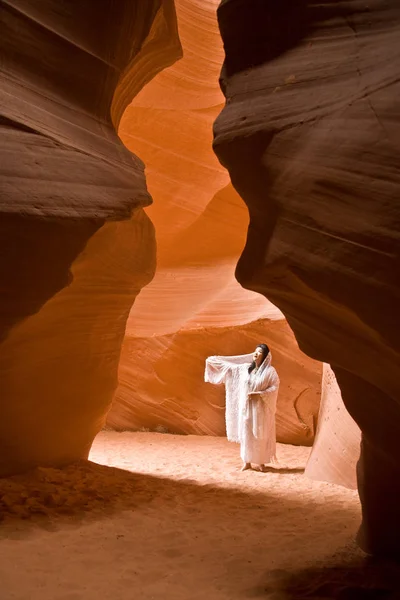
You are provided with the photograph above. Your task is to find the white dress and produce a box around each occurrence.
[205,352,279,464]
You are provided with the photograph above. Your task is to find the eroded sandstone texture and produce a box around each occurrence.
[0,0,181,476]
[305,364,361,489]
[108,318,321,444]
[214,0,400,556]
[108,0,322,443]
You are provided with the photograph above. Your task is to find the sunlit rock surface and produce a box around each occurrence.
[112,0,322,444]
[305,365,361,489]
[108,317,321,445]
[0,0,181,476]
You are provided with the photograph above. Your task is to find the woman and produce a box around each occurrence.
[205,344,279,471]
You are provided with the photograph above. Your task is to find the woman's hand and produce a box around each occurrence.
[247,392,259,400]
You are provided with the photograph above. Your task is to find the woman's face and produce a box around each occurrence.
[253,346,264,367]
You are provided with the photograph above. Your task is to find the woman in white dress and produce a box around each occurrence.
[205,344,279,471]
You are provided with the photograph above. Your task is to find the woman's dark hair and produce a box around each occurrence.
[248,343,270,374]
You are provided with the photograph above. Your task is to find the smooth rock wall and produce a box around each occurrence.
[111,0,322,443]
[0,0,181,475]
[108,318,321,445]
[213,0,400,556]
[305,364,361,489]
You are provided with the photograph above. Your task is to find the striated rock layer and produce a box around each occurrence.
[213,0,400,556]
[305,365,361,490]
[118,0,268,340]
[0,0,182,476]
[111,0,322,442]
[107,318,321,446]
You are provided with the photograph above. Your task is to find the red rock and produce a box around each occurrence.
[107,318,321,446]
[0,1,181,476]
[305,365,361,489]
[111,0,322,444]
[213,0,400,557]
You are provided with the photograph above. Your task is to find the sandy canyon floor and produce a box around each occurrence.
[1,432,399,599]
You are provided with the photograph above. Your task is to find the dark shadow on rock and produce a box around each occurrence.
[252,554,400,599]
[217,0,309,78]
[0,213,103,344]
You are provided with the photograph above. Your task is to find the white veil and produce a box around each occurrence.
[204,353,253,385]
[205,351,278,442]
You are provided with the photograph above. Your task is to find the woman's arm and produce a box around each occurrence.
[248,368,279,399]
[248,385,278,399]
[205,356,242,385]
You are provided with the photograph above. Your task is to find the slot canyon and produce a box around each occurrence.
[0,1,399,599]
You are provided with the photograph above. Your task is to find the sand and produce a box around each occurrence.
[0,432,399,599]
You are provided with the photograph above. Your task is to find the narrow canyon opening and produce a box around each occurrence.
[1,1,399,599]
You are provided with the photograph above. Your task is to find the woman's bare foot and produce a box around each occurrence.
[241,462,252,471]
[254,464,266,472]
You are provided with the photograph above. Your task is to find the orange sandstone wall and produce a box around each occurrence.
[0,0,181,476]
[108,319,321,445]
[306,365,361,489]
[110,0,322,444]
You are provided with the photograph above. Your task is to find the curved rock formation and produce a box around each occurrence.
[109,0,322,443]
[213,0,400,556]
[305,365,361,489]
[0,0,181,476]
[108,318,321,444]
